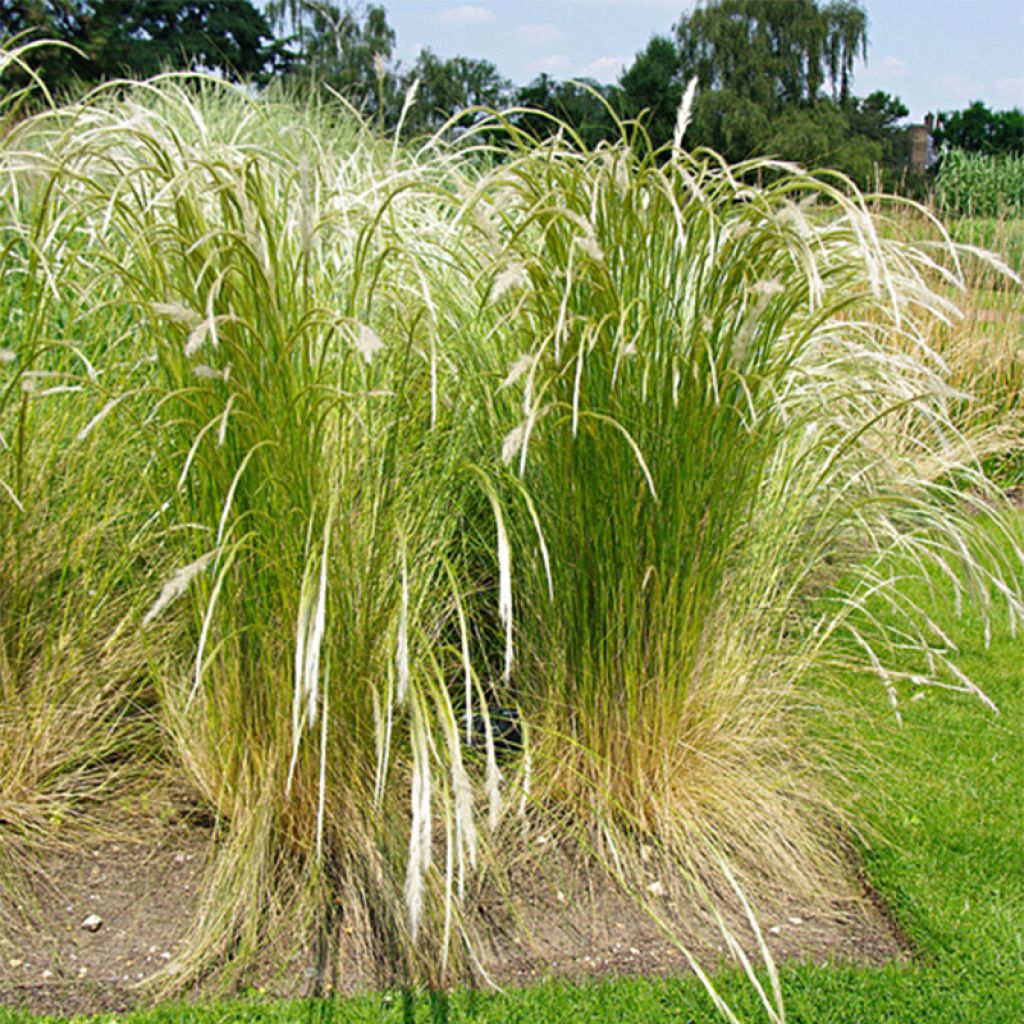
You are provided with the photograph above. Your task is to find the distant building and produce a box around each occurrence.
[908,113,938,173]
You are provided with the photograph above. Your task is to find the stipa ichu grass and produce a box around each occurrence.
[446,124,1023,910]
[0,54,162,921]
[1,77,496,985]
[1,65,1021,1002]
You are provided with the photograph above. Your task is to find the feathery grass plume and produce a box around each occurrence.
[396,552,411,704]
[0,55,158,920]
[9,70,502,990]
[673,76,699,151]
[405,697,432,943]
[142,551,217,627]
[453,121,1023,940]
[354,322,386,364]
[5,45,1024,1011]
[490,264,529,304]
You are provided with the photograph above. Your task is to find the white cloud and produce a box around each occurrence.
[938,74,984,94]
[860,55,909,81]
[878,56,909,78]
[995,77,1024,101]
[579,55,630,82]
[438,5,496,24]
[515,24,566,47]
[530,54,572,75]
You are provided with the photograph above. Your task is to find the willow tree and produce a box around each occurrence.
[676,0,868,108]
[266,0,398,116]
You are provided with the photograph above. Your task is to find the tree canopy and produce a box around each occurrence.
[654,0,918,187]
[676,0,867,107]
[618,35,682,148]
[266,0,396,115]
[403,48,510,134]
[934,101,1024,157]
[1,0,284,90]
[513,74,620,149]
[7,0,993,195]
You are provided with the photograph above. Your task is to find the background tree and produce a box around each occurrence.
[675,0,867,110]
[618,34,682,149]
[0,1,85,90]
[512,74,620,149]
[3,0,924,191]
[674,0,870,164]
[266,1,397,117]
[763,102,883,180]
[664,0,916,187]
[934,101,1024,157]
[89,1,283,81]
[1,0,80,44]
[1,0,283,91]
[751,90,909,185]
[401,48,510,134]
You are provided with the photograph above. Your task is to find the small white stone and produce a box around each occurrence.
[80,913,103,933]
[788,916,804,925]
[646,880,665,896]
[768,925,781,935]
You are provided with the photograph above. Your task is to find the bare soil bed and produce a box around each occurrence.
[0,809,907,1018]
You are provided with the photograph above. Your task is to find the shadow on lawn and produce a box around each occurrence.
[291,989,463,1024]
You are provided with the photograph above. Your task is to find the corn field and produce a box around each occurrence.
[936,147,1024,218]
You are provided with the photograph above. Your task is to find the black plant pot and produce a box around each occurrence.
[470,706,522,759]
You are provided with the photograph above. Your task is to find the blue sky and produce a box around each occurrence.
[370,0,1024,121]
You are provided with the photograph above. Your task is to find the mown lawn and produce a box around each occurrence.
[3,519,1022,1022]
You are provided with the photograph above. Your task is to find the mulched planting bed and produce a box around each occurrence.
[0,816,905,1018]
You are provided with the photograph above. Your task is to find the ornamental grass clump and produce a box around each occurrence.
[2,58,1022,1002]
[457,126,1023,906]
[0,49,155,910]
[5,77,504,986]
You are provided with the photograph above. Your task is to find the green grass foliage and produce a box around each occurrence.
[4,520,1019,1024]
[5,520,1024,1018]
[1,56,1022,1009]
